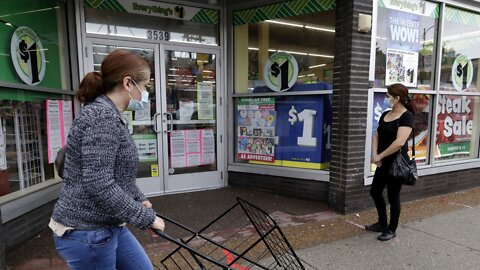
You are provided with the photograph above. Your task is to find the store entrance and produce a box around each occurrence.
[85,39,223,195]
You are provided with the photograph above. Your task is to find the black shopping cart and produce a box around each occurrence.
[152,198,307,270]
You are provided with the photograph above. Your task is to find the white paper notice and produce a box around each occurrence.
[134,101,151,121]
[62,101,73,142]
[187,153,201,166]
[197,82,214,120]
[132,134,157,162]
[0,118,6,170]
[0,148,6,170]
[179,101,194,120]
[47,100,63,164]
[170,130,186,168]
[202,129,215,165]
[0,118,5,148]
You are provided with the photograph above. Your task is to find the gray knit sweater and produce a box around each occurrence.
[51,95,156,230]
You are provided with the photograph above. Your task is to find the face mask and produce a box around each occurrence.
[383,97,393,108]
[126,79,149,111]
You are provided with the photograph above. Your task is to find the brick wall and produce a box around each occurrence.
[228,172,329,202]
[4,201,55,251]
[328,0,373,213]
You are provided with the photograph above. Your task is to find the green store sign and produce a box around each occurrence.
[0,0,64,89]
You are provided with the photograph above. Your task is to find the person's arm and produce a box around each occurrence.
[378,126,412,159]
[81,115,156,229]
[371,131,382,166]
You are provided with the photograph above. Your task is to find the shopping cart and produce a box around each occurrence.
[152,198,307,270]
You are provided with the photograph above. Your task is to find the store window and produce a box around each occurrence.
[374,0,439,89]
[0,90,71,197]
[84,2,220,45]
[369,92,433,173]
[0,0,72,197]
[435,95,480,162]
[0,0,70,89]
[440,7,480,92]
[233,0,335,171]
[368,2,480,177]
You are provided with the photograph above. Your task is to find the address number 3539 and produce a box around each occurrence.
[147,30,170,41]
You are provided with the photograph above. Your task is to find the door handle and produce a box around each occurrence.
[153,112,161,133]
[164,112,173,133]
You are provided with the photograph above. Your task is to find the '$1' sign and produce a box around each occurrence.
[288,106,317,147]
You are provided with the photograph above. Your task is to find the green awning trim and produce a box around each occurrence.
[233,0,335,26]
[445,6,480,28]
[85,0,127,12]
[191,9,220,24]
[0,88,64,102]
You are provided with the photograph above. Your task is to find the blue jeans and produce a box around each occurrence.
[54,226,153,270]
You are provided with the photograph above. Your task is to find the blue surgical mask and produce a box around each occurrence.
[383,97,393,108]
[127,79,149,111]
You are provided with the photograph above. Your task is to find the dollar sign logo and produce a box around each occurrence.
[270,62,280,77]
[288,106,297,125]
[456,63,463,77]
[19,39,29,63]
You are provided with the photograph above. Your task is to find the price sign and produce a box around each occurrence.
[263,52,299,92]
[146,30,170,41]
[451,55,473,92]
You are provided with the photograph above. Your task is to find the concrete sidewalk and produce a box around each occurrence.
[7,186,480,269]
[299,205,480,269]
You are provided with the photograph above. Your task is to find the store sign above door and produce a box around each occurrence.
[84,0,219,24]
[10,26,46,86]
[264,52,299,92]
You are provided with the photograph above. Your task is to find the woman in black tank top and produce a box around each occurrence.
[365,83,416,241]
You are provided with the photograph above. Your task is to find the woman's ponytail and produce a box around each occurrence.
[76,71,105,103]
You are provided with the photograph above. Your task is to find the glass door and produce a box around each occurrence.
[86,39,164,195]
[160,45,223,192]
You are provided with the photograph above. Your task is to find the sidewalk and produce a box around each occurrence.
[7,186,480,269]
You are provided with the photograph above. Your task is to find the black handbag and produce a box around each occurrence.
[388,125,418,185]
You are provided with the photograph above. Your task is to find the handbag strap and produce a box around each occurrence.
[395,112,415,159]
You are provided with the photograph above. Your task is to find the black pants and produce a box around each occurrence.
[370,164,403,232]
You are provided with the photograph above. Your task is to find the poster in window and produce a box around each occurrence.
[274,95,330,169]
[170,129,215,168]
[197,82,214,120]
[435,95,475,157]
[237,98,276,162]
[385,9,420,87]
[46,100,62,164]
[0,118,5,170]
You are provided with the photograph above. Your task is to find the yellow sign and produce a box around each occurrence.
[151,164,159,177]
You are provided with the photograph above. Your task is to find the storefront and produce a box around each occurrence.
[2,0,480,254]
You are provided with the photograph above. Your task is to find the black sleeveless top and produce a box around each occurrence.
[377,110,414,167]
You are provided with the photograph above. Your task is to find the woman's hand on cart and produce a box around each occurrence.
[152,216,165,231]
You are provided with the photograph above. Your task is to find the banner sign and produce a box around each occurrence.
[237,98,276,162]
[385,9,420,87]
[436,95,475,157]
